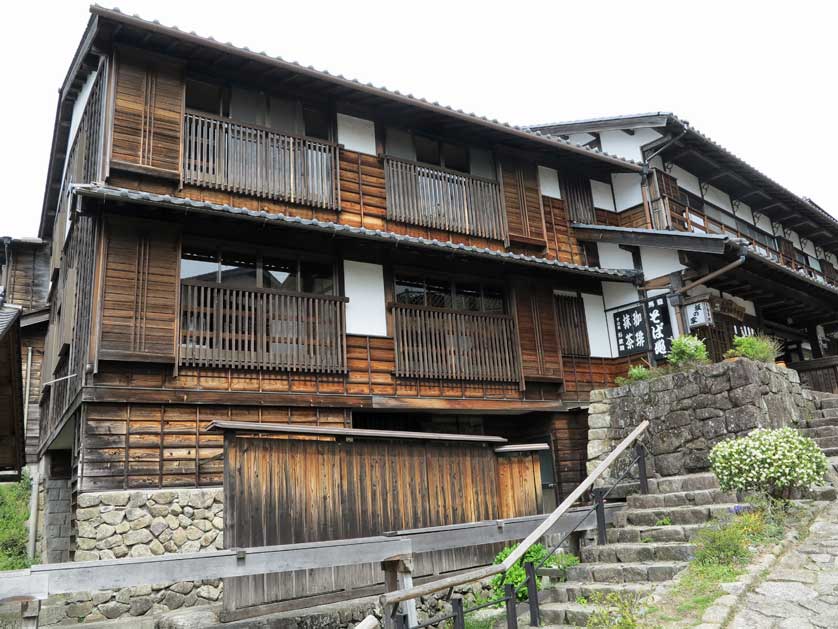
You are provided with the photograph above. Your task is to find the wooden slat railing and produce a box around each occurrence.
[383,155,507,241]
[183,110,339,209]
[392,304,520,382]
[180,281,347,372]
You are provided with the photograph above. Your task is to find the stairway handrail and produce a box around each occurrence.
[379,420,650,610]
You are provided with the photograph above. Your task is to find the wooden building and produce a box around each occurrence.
[5,5,837,620]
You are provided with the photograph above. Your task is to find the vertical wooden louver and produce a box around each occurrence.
[559,171,596,224]
[821,259,838,284]
[501,159,547,244]
[111,49,185,176]
[98,218,180,362]
[514,280,563,382]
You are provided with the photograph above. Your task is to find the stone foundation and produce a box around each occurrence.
[42,477,71,564]
[39,487,224,626]
[587,358,817,480]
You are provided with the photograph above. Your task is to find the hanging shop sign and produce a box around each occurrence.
[645,296,673,360]
[687,301,713,329]
[613,298,673,359]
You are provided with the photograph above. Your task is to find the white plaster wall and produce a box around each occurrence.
[343,261,387,336]
[802,239,817,257]
[597,243,635,269]
[704,185,733,212]
[754,212,773,235]
[337,114,377,156]
[590,180,616,211]
[668,164,701,197]
[788,230,802,249]
[639,247,685,280]
[598,128,662,163]
[538,166,562,199]
[773,223,786,238]
[581,293,612,358]
[723,293,757,317]
[649,155,665,171]
[827,252,838,267]
[602,281,641,353]
[612,173,643,211]
[735,201,754,225]
[566,132,596,146]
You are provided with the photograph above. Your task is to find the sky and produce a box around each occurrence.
[2,0,836,238]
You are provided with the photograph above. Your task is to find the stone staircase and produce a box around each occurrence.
[800,394,838,458]
[522,472,739,628]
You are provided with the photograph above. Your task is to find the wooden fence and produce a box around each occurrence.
[182,110,340,209]
[180,281,347,372]
[383,156,507,241]
[392,304,520,382]
[218,423,543,619]
[791,356,838,395]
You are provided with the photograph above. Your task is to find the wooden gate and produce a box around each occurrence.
[217,423,542,618]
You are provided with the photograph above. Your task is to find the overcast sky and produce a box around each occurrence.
[2,1,835,238]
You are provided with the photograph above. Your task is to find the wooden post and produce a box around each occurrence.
[524,561,540,626]
[504,583,518,629]
[397,558,418,627]
[451,597,466,629]
[382,557,415,629]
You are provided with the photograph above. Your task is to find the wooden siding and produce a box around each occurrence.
[111,51,184,176]
[561,355,634,402]
[98,218,179,362]
[559,171,596,224]
[21,327,45,464]
[543,197,585,265]
[79,402,350,491]
[594,205,649,229]
[3,244,51,311]
[514,280,563,382]
[497,452,543,518]
[501,159,546,245]
[223,433,539,614]
[555,295,591,357]
[548,412,589,501]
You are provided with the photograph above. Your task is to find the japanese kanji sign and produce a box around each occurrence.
[687,301,713,329]
[645,297,673,360]
[613,297,673,359]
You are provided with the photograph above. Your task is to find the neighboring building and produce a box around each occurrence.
[5,6,838,623]
[530,113,838,371]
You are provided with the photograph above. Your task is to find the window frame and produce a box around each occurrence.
[392,270,508,315]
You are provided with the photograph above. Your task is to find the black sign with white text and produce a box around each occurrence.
[613,297,673,360]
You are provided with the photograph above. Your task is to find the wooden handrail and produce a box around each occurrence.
[378,420,650,609]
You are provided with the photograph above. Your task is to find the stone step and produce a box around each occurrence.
[607,524,703,544]
[538,602,593,628]
[820,398,838,410]
[566,560,687,584]
[647,472,719,494]
[806,414,838,428]
[799,425,838,438]
[822,447,838,457]
[626,488,736,509]
[615,503,745,527]
[540,581,655,605]
[814,436,838,449]
[581,542,695,564]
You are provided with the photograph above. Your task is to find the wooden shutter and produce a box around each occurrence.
[111,49,185,176]
[501,159,546,245]
[777,237,795,265]
[822,259,838,284]
[559,171,596,224]
[98,218,180,363]
[514,280,563,381]
[555,295,590,357]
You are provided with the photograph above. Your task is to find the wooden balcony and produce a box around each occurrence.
[182,110,339,209]
[179,281,347,372]
[392,304,520,382]
[383,156,507,241]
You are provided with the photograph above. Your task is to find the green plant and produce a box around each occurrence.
[577,596,589,605]
[654,516,672,527]
[640,536,654,544]
[0,473,32,571]
[667,334,709,368]
[709,427,828,498]
[724,335,783,363]
[489,544,578,602]
[586,591,642,628]
[692,521,750,566]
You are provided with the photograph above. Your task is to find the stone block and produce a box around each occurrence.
[101,510,125,526]
[74,550,99,562]
[130,544,152,558]
[163,591,185,610]
[99,601,129,619]
[123,529,153,546]
[130,514,153,530]
[101,492,130,507]
[77,494,100,508]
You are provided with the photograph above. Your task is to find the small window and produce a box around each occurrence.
[303,107,332,141]
[263,257,297,291]
[395,278,426,306]
[426,278,452,308]
[582,242,600,268]
[482,287,505,314]
[454,282,481,312]
[181,251,218,282]
[186,80,223,115]
[414,135,440,166]
[442,143,469,172]
[301,260,335,295]
[395,275,504,313]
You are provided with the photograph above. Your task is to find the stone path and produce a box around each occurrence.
[728,500,838,628]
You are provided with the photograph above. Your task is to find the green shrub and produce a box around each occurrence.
[692,521,750,566]
[655,516,672,527]
[724,335,782,363]
[0,474,31,571]
[709,427,827,498]
[585,591,642,628]
[489,544,578,601]
[667,335,709,368]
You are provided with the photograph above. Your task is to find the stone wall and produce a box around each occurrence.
[587,359,817,480]
[39,487,224,626]
[42,477,71,564]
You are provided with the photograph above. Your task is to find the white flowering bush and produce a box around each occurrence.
[709,427,827,497]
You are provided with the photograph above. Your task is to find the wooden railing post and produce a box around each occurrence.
[636,442,649,495]
[504,583,518,629]
[451,597,466,629]
[593,487,607,545]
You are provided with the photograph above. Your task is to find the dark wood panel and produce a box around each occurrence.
[514,280,563,382]
[501,159,546,245]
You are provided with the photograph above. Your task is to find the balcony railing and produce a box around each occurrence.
[383,156,507,241]
[392,304,520,382]
[182,110,339,209]
[180,281,347,372]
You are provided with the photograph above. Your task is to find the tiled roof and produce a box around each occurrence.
[0,305,21,341]
[72,184,641,282]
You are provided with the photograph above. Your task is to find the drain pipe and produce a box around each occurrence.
[673,255,747,296]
